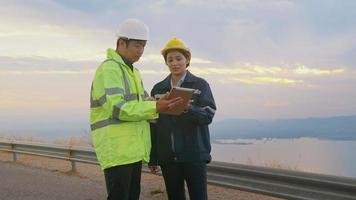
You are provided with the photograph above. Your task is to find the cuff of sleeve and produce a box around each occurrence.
[147,100,159,119]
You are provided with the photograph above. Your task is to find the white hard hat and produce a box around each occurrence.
[116,18,149,41]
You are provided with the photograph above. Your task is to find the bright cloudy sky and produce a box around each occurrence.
[1,0,356,135]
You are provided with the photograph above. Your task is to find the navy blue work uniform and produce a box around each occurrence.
[149,71,216,200]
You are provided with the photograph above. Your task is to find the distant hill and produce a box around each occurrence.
[210,115,356,140]
[2,115,356,141]
[0,117,90,139]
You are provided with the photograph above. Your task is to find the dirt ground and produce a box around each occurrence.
[0,151,282,200]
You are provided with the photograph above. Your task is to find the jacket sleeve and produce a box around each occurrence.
[94,62,158,122]
[148,87,158,166]
[148,122,158,166]
[182,81,216,125]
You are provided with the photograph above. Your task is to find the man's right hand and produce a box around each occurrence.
[156,92,183,113]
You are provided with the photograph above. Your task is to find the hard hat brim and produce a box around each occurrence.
[161,48,191,58]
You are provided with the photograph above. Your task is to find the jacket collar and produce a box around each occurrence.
[107,48,124,64]
[161,70,196,90]
[183,70,196,83]
[119,54,134,70]
[106,48,134,71]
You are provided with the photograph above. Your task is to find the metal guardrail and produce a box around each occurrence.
[1,140,356,200]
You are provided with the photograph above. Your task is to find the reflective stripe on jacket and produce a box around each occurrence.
[90,48,158,170]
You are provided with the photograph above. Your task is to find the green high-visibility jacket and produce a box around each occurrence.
[90,48,158,170]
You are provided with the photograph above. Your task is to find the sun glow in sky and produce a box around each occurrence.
[1,0,356,135]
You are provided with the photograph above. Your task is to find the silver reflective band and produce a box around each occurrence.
[118,65,131,96]
[125,93,137,101]
[140,81,150,100]
[91,92,137,109]
[112,101,126,119]
[91,95,107,108]
[104,59,131,97]
[203,106,216,114]
[105,87,124,95]
[91,118,125,131]
[91,87,125,108]
[90,83,106,108]
[113,60,130,96]
[194,89,202,95]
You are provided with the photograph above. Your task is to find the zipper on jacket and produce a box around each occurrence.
[170,132,176,153]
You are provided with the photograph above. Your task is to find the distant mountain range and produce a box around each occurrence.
[210,115,356,140]
[1,115,356,141]
[0,117,90,139]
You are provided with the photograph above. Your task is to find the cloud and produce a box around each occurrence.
[176,0,295,9]
[0,1,113,61]
[0,19,111,61]
[1,0,356,121]
[197,1,356,67]
[0,56,98,71]
[140,54,163,63]
[0,69,94,75]
[1,55,349,89]
[190,66,281,75]
[231,77,302,85]
[2,0,355,69]
[141,54,212,64]
[191,57,212,64]
[264,100,289,108]
[140,69,168,75]
[294,65,345,76]
[190,64,346,77]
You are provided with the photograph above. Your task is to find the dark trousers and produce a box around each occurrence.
[104,161,142,200]
[161,162,207,200]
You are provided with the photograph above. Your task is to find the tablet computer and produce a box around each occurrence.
[166,87,195,115]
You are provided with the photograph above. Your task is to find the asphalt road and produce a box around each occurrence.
[0,160,281,200]
[0,161,106,200]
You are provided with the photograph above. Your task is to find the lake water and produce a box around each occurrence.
[2,132,355,178]
[211,137,356,178]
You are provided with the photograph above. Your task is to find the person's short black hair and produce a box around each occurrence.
[117,37,130,48]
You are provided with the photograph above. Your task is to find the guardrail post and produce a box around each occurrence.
[68,149,77,173]
[71,160,77,173]
[11,144,17,162]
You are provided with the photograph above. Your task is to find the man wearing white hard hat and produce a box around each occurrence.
[90,18,183,200]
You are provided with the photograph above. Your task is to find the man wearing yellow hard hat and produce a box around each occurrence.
[149,37,217,200]
[90,19,183,200]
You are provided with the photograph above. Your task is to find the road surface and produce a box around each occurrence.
[0,157,282,200]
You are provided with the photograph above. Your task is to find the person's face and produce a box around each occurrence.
[166,50,188,77]
[121,40,146,63]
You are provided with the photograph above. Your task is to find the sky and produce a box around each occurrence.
[1,0,356,136]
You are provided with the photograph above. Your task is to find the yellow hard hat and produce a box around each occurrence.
[161,38,191,60]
